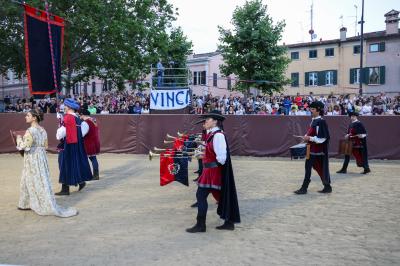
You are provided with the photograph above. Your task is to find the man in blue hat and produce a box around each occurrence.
[55,98,93,195]
[337,111,371,174]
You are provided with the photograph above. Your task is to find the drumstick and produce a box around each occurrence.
[293,135,304,139]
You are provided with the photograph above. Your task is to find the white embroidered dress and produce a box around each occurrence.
[17,126,78,218]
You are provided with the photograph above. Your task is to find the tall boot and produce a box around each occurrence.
[336,168,347,174]
[78,182,86,191]
[55,184,70,196]
[294,179,310,195]
[318,184,332,193]
[337,156,349,173]
[92,169,100,180]
[216,220,235,230]
[186,215,206,233]
[361,168,371,174]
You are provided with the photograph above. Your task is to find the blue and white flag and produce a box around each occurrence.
[150,88,190,110]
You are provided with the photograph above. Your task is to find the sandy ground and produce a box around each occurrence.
[0,154,399,266]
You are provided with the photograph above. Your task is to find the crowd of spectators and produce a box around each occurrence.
[191,91,400,116]
[2,90,400,116]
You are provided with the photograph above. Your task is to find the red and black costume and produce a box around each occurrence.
[338,113,370,174]
[187,111,240,233]
[80,109,101,180]
[83,118,100,156]
[295,101,332,194]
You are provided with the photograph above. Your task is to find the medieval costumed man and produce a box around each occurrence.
[337,111,371,174]
[186,110,240,233]
[80,109,101,180]
[294,101,332,195]
[55,98,93,196]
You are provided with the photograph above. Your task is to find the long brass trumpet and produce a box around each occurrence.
[177,131,202,138]
[163,139,204,145]
[148,150,204,161]
[177,131,186,137]
[153,147,167,152]
[166,133,177,140]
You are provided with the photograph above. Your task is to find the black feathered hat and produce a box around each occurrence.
[193,110,225,125]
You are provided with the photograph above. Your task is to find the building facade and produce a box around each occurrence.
[187,52,238,97]
[284,9,400,96]
[2,10,398,99]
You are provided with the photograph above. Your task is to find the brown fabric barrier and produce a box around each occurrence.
[1,114,399,159]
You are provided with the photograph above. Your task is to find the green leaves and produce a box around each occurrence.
[0,0,192,92]
[218,0,290,95]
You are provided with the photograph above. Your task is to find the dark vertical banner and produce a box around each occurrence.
[24,4,64,95]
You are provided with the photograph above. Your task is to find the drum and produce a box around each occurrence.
[339,139,353,155]
[290,143,307,159]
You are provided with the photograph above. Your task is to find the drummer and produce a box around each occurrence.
[337,111,371,174]
[294,101,332,195]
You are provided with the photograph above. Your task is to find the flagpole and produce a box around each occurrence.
[43,0,60,108]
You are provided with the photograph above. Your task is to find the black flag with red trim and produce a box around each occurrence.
[24,4,65,95]
[160,150,189,187]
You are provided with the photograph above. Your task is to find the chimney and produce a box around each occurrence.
[385,10,400,35]
[340,27,347,41]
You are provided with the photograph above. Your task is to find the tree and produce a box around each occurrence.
[0,0,192,93]
[218,0,290,95]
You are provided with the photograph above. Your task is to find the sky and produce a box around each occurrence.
[169,0,400,54]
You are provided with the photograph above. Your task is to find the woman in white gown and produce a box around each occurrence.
[16,109,78,218]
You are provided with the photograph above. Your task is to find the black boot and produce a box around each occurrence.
[190,202,198,208]
[186,215,206,233]
[318,184,332,193]
[92,169,99,180]
[78,182,86,191]
[192,177,199,182]
[361,168,371,174]
[55,184,70,196]
[294,180,310,195]
[216,221,235,230]
[336,168,347,174]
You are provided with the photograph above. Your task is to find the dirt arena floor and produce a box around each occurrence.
[0,154,399,266]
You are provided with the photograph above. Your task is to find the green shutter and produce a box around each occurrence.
[350,68,355,84]
[333,70,338,85]
[379,42,385,52]
[362,67,369,84]
[380,66,386,84]
[305,72,309,87]
[318,71,325,86]
[291,73,299,87]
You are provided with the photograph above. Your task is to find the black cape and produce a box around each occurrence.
[312,118,331,184]
[213,133,241,224]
